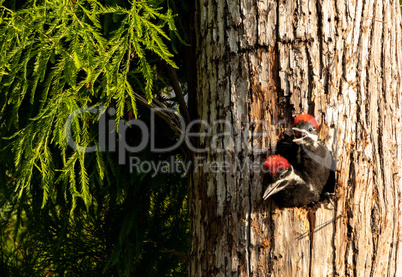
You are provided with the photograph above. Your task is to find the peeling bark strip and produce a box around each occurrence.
[190,0,402,276]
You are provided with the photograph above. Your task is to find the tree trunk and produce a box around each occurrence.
[190,0,402,276]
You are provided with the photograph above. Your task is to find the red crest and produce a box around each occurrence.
[264,155,289,175]
[294,114,319,129]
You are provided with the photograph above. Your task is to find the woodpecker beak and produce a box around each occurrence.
[292,127,307,137]
[292,127,318,144]
[263,180,285,200]
[292,127,308,142]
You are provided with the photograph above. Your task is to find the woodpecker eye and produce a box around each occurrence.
[279,171,287,178]
[308,127,313,132]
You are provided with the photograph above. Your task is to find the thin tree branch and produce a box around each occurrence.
[163,62,191,124]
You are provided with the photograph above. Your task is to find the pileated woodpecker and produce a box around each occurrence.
[263,155,322,207]
[264,114,334,207]
[291,114,333,198]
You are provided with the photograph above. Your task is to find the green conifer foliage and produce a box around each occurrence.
[0,0,189,275]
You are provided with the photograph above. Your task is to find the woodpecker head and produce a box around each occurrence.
[292,114,319,145]
[263,155,294,200]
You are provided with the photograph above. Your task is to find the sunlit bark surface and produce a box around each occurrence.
[190,0,402,276]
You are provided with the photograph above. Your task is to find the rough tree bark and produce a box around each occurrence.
[189,0,402,276]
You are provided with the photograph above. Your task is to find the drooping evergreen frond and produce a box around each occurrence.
[0,0,179,210]
[0,0,190,276]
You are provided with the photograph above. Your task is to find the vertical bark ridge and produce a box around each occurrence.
[392,3,402,275]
